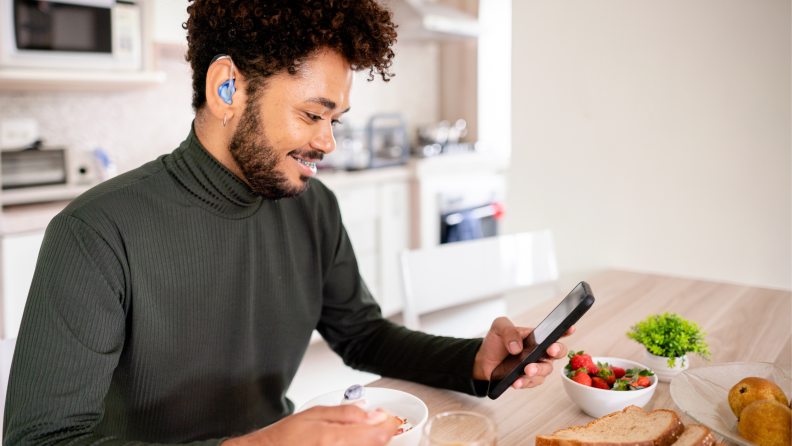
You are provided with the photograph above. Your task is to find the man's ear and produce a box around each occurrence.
[205,58,246,126]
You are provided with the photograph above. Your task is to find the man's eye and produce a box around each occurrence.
[307,113,322,122]
[331,119,342,127]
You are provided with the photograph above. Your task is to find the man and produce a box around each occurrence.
[3,1,572,446]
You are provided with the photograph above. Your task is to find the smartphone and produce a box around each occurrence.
[486,281,595,400]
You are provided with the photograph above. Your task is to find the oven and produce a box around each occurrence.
[438,184,505,244]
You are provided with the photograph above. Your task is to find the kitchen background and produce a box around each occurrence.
[0,0,788,411]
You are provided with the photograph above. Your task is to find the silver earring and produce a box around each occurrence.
[223,114,227,126]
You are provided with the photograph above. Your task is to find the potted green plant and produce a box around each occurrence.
[627,312,710,382]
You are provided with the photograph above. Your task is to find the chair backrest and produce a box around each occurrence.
[400,230,558,330]
[0,337,16,441]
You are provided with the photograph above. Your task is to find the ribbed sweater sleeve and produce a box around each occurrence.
[2,215,222,446]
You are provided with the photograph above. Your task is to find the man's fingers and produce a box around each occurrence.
[303,404,369,424]
[517,327,534,339]
[523,361,554,378]
[561,325,576,338]
[491,317,523,355]
[511,374,546,389]
[337,412,401,446]
[521,375,546,389]
[545,342,568,359]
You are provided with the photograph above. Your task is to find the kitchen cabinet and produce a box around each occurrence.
[0,201,70,340]
[377,181,410,316]
[0,231,44,339]
[320,169,410,317]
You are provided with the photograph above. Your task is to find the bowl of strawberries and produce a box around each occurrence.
[560,350,658,418]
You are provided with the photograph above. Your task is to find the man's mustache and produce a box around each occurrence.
[289,149,324,161]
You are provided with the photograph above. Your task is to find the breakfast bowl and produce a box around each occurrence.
[560,356,658,418]
[298,387,428,446]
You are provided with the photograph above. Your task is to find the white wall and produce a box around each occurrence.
[478,0,512,157]
[506,0,791,290]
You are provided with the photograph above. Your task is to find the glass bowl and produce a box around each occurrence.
[669,362,790,446]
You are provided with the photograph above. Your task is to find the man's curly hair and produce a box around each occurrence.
[185,0,397,111]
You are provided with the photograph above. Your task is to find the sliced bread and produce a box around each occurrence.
[671,425,716,446]
[536,405,684,446]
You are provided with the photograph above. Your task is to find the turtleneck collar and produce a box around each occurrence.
[163,124,264,219]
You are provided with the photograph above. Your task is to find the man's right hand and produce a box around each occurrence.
[221,405,401,446]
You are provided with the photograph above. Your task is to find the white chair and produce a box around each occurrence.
[0,337,16,442]
[400,230,559,338]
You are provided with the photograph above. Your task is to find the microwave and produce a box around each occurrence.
[0,0,142,71]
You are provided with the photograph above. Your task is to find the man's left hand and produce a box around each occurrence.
[472,317,575,389]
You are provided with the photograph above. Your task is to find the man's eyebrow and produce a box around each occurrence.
[306,97,337,110]
[305,97,351,114]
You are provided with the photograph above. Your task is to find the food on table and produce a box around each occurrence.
[571,369,593,386]
[736,399,791,446]
[535,405,684,446]
[340,385,413,437]
[591,377,610,390]
[671,424,716,446]
[586,363,601,375]
[633,375,651,388]
[608,366,627,379]
[565,352,655,391]
[728,377,789,419]
[394,415,413,436]
[569,351,595,370]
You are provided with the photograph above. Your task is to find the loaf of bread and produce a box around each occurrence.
[672,425,716,446]
[536,406,685,446]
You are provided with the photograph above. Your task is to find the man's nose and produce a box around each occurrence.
[310,122,336,154]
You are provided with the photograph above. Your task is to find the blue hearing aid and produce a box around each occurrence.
[211,54,236,104]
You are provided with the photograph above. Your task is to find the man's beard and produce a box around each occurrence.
[228,101,317,200]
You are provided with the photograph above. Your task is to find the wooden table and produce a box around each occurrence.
[371,270,792,446]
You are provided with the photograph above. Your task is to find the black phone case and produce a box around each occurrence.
[486,282,595,400]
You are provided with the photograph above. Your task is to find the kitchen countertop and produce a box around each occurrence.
[0,152,508,234]
[1,200,71,235]
[315,165,410,188]
[369,270,791,446]
[0,166,413,235]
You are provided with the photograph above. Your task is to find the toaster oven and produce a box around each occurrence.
[1,147,66,189]
[0,146,102,205]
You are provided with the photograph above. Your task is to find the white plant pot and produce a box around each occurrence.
[642,350,688,382]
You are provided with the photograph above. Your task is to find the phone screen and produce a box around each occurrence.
[488,282,594,397]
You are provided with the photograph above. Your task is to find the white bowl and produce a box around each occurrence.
[298,387,428,446]
[560,356,659,418]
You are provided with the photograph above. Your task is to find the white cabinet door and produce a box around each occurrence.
[334,185,381,300]
[326,180,409,317]
[153,0,189,45]
[1,231,45,339]
[378,182,409,317]
[334,186,378,224]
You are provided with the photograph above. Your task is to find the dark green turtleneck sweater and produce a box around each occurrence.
[3,128,485,446]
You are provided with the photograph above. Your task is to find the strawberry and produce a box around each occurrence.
[568,350,594,371]
[594,362,615,385]
[591,376,610,390]
[612,378,632,391]
[632,375,651,388]
[608,366,626,379]
[585,362,600,375]
[571,368,592,386]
